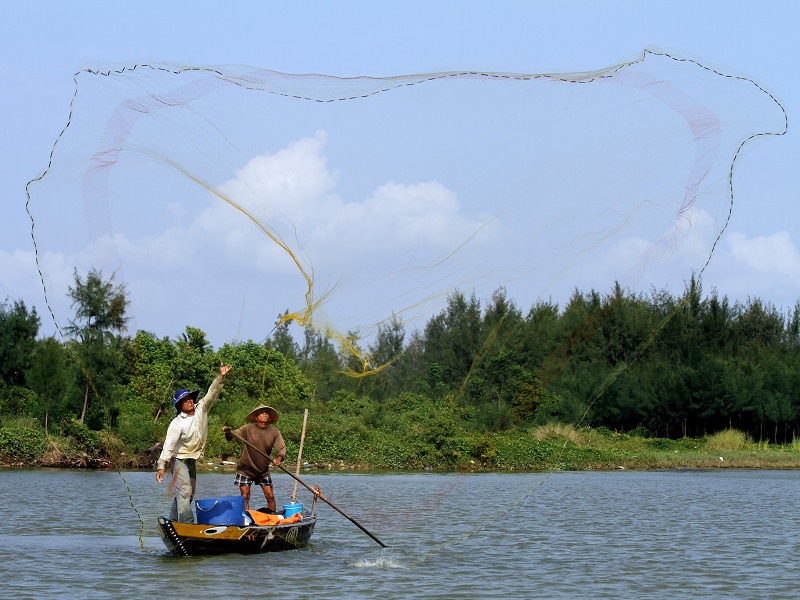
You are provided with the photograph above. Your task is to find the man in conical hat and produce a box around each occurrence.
[222,404,286,512]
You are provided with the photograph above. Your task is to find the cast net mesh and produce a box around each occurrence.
[26,49,786,378]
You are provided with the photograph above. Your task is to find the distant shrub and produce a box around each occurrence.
[531,422,585,445]
[646,438,677,451]
[629,425,652,438]
[705,429,750,451]
[61,417,101,454]
[116,403,161,453]
[97,430,126,457]
[0,420,47,461]
[490,433,561,469]
[594,426,616,438]
[0,386,40,419]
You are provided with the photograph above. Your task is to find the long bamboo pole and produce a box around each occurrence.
[291,408,309,502]
[229,429,386,547]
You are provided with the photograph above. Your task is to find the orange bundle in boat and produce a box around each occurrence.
[248,511,303,526]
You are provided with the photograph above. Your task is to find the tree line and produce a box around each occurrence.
[1,268,799,465]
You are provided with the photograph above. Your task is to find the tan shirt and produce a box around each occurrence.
[229,423,286,479]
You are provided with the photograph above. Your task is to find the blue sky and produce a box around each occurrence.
[2,1,798,348]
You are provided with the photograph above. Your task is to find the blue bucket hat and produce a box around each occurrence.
[173,388,201,414]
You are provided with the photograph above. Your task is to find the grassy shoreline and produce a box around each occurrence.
[4,423,800,471]
[6,453,800,471]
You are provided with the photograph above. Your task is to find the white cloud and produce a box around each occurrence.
[65,131,501,340]
[196,131,497,273]
[728,231,800,278]
[311,179,495,254]
[221,131,339,217]
[564,207,724,296]
[0,247,85,336]
[0,247,78,301]
[0,248,38,288]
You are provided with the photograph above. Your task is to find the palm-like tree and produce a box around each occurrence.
[65,268,129,422]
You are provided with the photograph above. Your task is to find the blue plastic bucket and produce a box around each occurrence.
[196,496,247,526]
[282,502,303,517]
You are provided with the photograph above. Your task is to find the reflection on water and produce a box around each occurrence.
[2,469,800,598]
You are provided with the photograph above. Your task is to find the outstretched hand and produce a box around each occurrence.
[219,363,232,378]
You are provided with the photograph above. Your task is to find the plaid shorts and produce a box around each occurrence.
[234,471,273,488]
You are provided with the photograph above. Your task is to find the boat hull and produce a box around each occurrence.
[157,515,317,556]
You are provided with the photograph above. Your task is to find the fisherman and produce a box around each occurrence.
[156,362,232,523]
[222,404,286,512]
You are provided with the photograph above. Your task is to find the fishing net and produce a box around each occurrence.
[26,49,786,373]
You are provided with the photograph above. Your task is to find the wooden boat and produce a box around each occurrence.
[156,412,383,556]
[157,512,317,556]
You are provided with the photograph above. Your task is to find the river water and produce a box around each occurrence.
[2,468,799,599]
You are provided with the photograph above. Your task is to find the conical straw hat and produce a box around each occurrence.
[246,404,279,422]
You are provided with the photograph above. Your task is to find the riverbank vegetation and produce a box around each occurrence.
[2,270,799,470]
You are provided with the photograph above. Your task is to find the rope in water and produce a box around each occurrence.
[114,468,147,552]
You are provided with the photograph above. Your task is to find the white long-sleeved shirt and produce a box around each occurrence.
[157,375,225,470]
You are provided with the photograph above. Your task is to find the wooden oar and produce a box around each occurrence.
[228,429,387,547]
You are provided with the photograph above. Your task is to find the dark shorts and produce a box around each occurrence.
[234,471,273,488]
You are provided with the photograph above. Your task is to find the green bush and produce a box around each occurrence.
[0,421,47,461]
[705,428,750,451]
[489,433,558,468]
[0,385,41,419]
[646,438,677,451]
[594,426,616,438]
[629,425,652,438]
[116,406,161,452]
[61,417,101,454]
